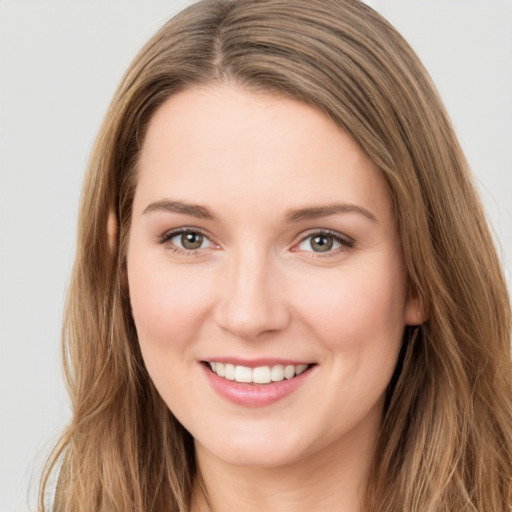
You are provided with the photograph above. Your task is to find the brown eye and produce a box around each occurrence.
[310,235,334,252]
[296,231,352,254]
[164,230,213,251]
[180,232,204,250]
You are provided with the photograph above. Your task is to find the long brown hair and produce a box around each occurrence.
[40,1,512,510]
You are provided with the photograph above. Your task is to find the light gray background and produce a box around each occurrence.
[1,1,511,511]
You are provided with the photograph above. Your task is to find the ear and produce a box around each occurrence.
[404,283,427,326]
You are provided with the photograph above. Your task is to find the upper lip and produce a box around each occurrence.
[201,357,314,368]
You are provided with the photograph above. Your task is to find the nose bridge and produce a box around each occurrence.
[215,243,290,339]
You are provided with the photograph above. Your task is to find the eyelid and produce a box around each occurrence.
[157,227,218,252]
[292,229,355,253]
[156,226,354,256]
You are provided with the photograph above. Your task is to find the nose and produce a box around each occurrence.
[214,248,291,339]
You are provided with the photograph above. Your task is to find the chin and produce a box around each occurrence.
[198,440,304,469]
[193,419,328,470]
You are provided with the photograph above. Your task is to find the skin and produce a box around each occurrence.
[126,83,422,512]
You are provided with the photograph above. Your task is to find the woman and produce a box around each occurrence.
[40,0,512,511]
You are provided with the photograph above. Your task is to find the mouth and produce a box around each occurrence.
[201,359,316,407]
[203,361,314,384]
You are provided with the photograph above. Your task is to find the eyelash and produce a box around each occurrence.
[157,228,214,256]
[294,229,355,256]
[157,228,355,256]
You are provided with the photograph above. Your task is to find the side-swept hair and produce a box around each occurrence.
[41,1,512,511]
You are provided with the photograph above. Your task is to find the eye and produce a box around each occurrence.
[159,229,215,252]
[296,230,354,253]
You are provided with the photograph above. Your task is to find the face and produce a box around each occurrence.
[127,84,420,469]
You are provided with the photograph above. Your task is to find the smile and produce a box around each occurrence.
[207,362,309,384]
[202,360,315,407]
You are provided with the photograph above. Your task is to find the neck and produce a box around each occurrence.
[190,419,377,512]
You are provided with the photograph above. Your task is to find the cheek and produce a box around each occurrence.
[127,256,218,412]
[127,256,215,354]
[293,261,407,428]
[292,258,408,350]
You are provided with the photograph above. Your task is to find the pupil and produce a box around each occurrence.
[311,235,333,252]
[182,232,203,249]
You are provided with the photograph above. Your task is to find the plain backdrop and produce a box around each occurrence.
[1,1,511,511]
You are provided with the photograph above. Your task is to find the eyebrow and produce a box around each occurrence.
[142,199,216,219]
[142,199,377,223]
[285,203,377,223]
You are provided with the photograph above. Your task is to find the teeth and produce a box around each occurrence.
[253,366,271,384]
[284,365,295,379]
[235,365,252,383]
[270,364,284,382]
[225,363,235,380]
[207,362,310,384]
[295,364,308,375]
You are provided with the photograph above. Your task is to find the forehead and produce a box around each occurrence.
[135,84,393,222]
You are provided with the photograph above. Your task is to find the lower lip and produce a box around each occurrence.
[201,364,313,407]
